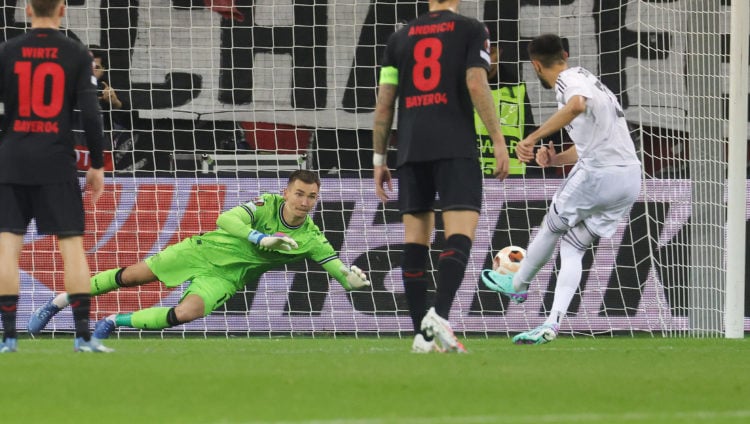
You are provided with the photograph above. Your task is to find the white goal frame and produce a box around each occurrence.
[2,0,745,338]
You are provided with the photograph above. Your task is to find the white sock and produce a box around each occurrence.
[51,293,70,309]
[549,238,585,321]
[513,220,563,292]
[546,310,565,326]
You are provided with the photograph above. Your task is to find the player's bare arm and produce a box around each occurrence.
[467,67,509,180]
[535,141,578,168]
[85,167,104,204]
[373,83,397,202]
[518,95,587,162]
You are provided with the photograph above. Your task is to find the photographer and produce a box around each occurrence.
[88,45,145,170]
[89,45,130,134]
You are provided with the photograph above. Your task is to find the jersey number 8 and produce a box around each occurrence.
[413,37,442,92]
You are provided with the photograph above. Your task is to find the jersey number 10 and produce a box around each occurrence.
[14,61,65,118]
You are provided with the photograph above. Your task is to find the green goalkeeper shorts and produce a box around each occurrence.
[145,237,237,316]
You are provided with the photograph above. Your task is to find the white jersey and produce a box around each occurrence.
[556,67,640,167]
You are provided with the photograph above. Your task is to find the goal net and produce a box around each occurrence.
[7,0,746,337]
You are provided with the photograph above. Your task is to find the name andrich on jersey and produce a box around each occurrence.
[408,21,455,36]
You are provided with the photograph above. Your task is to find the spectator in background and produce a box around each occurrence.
[91,47,124,112]
[88,46,131,142]
[475,41,535,176]
[88,45,147,171]
[476,38,570,177]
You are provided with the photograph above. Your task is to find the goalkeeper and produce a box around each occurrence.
[29,170,370,341]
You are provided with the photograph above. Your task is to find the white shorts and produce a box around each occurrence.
[552,162,641,238]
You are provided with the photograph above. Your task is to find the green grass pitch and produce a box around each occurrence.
[1,335,747,424]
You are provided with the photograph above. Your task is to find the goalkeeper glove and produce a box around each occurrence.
[248,230,298,251]
[341,265,370,289]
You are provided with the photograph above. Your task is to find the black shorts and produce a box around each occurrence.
[398,158,482,215]
[0,180,85,236]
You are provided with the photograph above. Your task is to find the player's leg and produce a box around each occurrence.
[28,262,155,334]
[512,223,597,345]
[0,232,23,353]
[0,184,31,352]
[94,240,216,338]
[398,162,441,352]
[57,235,96,345]
[95,295,204,338]
[420,159,481,353]
[484,209,569,302]
[534,164,638,318]
[433,158,481,319]
[28,181,155,336]
[513,165,640,345]
[402,213,440,352]
[548,223,598,325]
[30,239,190,333]
[513,165,595,292]
[92,261,158,294]
[31,180,112,352]
[511,205,569,292]
[94,275,236,338]
[419,209,476,353]
[402,212,433,332]
[483,167,587,301]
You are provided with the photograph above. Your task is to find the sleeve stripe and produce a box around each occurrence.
[379,66,398,86]
[240,204,255,220]
[317,255,339,265]
[480,50,490,65]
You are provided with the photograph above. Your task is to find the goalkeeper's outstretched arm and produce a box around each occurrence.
[321,259,370,291]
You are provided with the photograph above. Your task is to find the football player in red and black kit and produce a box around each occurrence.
[373,0,509,353]
[0,0,110,352]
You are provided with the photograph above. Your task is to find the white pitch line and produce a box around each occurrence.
[224,409,750,424]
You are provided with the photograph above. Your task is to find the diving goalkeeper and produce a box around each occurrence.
[29,170,370,342]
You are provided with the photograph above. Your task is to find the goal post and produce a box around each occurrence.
[726,0,749,339]
[4,0,746,338]
[685,0,727,336]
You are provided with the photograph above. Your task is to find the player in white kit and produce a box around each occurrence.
[482,34,641,344]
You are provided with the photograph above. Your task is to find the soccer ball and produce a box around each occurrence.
[493,246,526,275]
[540,327,558,342]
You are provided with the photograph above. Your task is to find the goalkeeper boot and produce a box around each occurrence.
[411,333,444,353]
[74,337,114,353]
[92,315,117,341]
[28,298,63,335]
[0,337,17,353]
[512,323,559,345]
[420,307,467,353]
[481,269,528,304]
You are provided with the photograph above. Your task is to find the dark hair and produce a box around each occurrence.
[88,45,108,68]
[528,34,566,68]
[29,0,63,18]
[288,170,320,188]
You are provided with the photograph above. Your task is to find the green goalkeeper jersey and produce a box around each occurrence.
[173,193,350,290]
